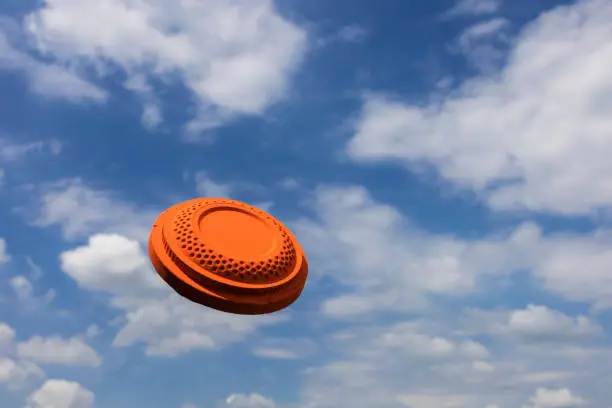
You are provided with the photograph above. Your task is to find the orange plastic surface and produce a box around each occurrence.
[148,198,309,315]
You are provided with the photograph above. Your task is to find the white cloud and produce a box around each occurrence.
[141,102,163,129]
[10,276,33,300]
[457,18,508,45]
[519,372,576,384]
[144,331,215,357]
[111,293,287,357]
[17,336,102,367]
[472,361,495,373]
[8,274,56,308]
[0,323,44,390]
[336,24,368,43]
[506,305,602,340]
[224,393,276,408]
[522,388,586,408]
[0,323,16,354]
[123,74,163,130]
[25,379,94,408]
[396,393,474,408]
[0,138,62,187]
[84,325,101,339]
[60,234,164,296]
[25,257,43,280]
[0,358,44,390]
[0,29,106,102]
[532,235,612,311]
[461,340,490,359]
[0,323,102,392]
[193,172,268,203]
[363,322,489,362]
[23,0,307,134]
[278,177,300,190]
[252,338,317,360]
[195,171,234,198]
[0,238,8,263]
[462,305,603,342]
[347,0,612,216]
[443,0,502,18]
[318,24,369,46]
[455,18,510,72]
[0,138,62,162]
[252,347,299,360]
[30,178,159,242]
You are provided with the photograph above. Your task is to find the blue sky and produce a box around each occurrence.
[1,0,612,407]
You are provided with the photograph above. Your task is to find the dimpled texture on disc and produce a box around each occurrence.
[148,198,308,315]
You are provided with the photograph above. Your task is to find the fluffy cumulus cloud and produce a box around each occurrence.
[348,0,612,216]
[110,293,287,357]
[461,305,603,342]
[15,0,307,133]
[17,336,101,367]
[25,379,94,408]
[0,323,44,390]
[0,358,44,391]
[504,305,602,340]
[0,321,101,393]
[59,234,163,296]
[522,388,586,408]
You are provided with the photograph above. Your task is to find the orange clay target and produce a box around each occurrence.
[148,198,308,315]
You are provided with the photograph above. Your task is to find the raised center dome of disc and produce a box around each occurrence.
[197,208,277,261]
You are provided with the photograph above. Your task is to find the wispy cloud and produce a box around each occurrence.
[442,0,502,19]
[0,30,106,103]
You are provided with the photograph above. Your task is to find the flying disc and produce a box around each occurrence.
[148,198,308,315]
